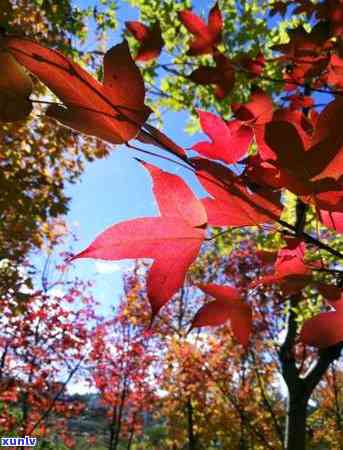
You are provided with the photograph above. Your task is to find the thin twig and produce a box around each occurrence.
[26,354,86,435]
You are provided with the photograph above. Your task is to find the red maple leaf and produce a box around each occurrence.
[271,24,331,84]
[300,294,343,348]
[231,88,274,125]
[326,54,343,89]
[189,51,235,99]
[259,99,343,216]
[72,162,207,318]
[4,37,151,143]
[193,158,282,227]
[126,21,164,62]
[191,284,252,347]
[264,98,343,183]
[271,24,329,59]
[192,110,253,164]
[317,209,343,233]
[234,51,265,78]
[179,2,223,55]
[255,108,312,163]
[243,108,343,213]
[252,238,312,295]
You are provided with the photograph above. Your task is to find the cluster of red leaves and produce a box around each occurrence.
[253,237,311,296]
[270,0,343,89]
[253,237,343,348]
[2,0,343,351]
[189,51,236,99]
[0,279,94,441]
[177,2,266,98]
[125,2,235,99]
[89,301,157,443]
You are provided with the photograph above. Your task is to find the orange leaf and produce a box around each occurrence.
[4,37,151,143]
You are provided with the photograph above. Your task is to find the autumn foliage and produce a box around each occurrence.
[2,0,343,448]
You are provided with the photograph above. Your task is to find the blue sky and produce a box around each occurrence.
[62,0,209,313]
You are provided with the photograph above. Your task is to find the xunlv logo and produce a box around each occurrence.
[1,436,37,446]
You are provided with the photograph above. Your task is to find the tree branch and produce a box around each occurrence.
[251,351,284,446]
[304,343,343,397]
[279,296,301,388]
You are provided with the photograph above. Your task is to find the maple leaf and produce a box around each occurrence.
[245,109,343,212]
[309,97,343,181]
[72,162,207,318]
[234,51,265,78]
[270,20,332,87]
[189,52,235,99]
[192,110,253,164]
[3,37,151,143]
[260,100,343,214]
[242,154,319,198]
[242,155,284,191]
[326,54,343,89]
[232,88,273,125]
[126,21,164,62]
[318,209,343,233]
[306,187,343,213]
[254,108,312,162]
[264,98,343,184]
[0,49,33,122]
[300,295,343,348]
[179,2,223,56]
[275,237,309,276]
[193,158,282,227]
[271,24,330,60]
[252,238,312,295]
[191,284,252,347]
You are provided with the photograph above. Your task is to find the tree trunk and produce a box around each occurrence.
[186,398,197,450]
[280,200,309,450]
[284,389,308,450]
[113,384,127,450]
[108,405,117,450]
[126,428,134,450]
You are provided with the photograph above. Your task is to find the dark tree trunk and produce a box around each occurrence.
[284,386,308,450]
[280,200,308,450]
[126,428,134,450]
[279,199,342,450]
[112,385,127,450]
[186,398,197,450]
[279,291,304,450]
[108,405,117,450]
